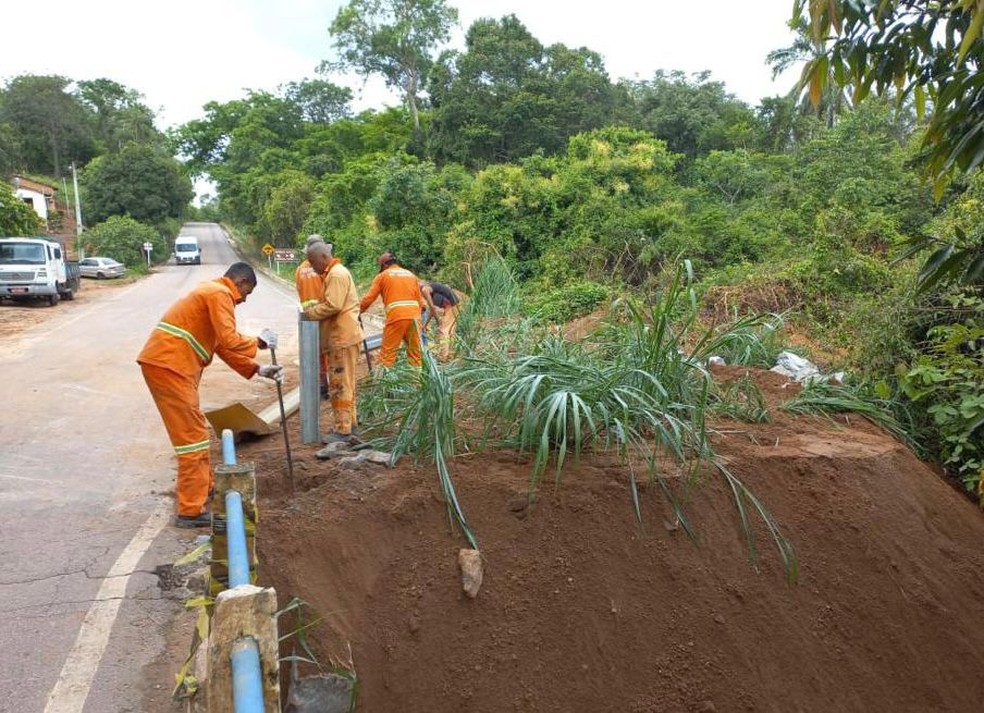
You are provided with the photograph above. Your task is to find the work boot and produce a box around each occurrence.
[175,512,212,529]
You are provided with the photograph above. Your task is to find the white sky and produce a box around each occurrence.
[2,0,800,131]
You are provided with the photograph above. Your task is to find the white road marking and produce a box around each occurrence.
[43,500,170,713]
[0,472,62,484]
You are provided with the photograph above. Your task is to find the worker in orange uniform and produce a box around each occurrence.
[295,234,329,398]
[359,252,426,367]
[302,242,364,443]
[137,262,283,528]
[421,281,463,361]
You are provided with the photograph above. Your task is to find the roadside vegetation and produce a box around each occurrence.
[2,0,981,505]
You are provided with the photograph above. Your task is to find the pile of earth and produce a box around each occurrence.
[231,365,984,712]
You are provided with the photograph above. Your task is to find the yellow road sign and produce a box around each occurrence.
[262,243,275,256]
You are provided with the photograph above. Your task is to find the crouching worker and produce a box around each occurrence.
[302,242,364,444]
[360,252,426,367]
[137,262,283,528]
[421,280,463,361]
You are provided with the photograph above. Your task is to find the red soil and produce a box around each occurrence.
[238,365,984,712]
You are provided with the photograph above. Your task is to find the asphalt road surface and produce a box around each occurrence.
[0,223,300,712]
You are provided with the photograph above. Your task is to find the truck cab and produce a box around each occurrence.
[0,237,80,305]
[173,235,201,265]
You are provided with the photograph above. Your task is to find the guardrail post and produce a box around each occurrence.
[208,585,281,713]
[299,311,321,445]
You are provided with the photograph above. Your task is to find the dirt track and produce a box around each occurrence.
[237,366,984,712]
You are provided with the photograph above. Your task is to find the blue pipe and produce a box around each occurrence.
[230,637,265,713]
[225,490,250,588]
[222,428,236,465]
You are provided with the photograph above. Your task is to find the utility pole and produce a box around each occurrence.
[71,162,83,257]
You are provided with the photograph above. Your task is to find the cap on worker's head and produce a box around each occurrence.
[377,251,396,270]
[306,233,324,247]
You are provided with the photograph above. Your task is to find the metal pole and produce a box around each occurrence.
[230,638,265,713]
[299,311,321,444]
[71,162,83,238]
[225,490,250,588]
[269,346,295,490]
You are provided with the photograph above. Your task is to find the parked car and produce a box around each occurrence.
[79,256,126,279]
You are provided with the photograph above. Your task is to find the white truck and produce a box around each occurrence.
[0,237,81,305]
[173,234,201,265]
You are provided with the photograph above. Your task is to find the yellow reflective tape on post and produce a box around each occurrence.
[156,322,210,362]
[174,439,210,455]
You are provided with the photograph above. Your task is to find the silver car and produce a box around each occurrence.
[79,256,126,279]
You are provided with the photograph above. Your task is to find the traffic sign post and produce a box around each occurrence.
[143,241,153,267]
[262,243,274,272]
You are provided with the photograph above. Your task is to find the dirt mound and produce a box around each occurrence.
[238,366,984,712]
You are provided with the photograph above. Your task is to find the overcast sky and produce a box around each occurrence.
[2,0,799,130]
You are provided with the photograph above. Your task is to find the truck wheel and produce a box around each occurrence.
[47,293,60,307]
[61,289,75,301]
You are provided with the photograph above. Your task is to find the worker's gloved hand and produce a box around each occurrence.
[257,364,284,383]
[258,328,278,350]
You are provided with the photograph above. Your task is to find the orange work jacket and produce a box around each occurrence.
[303,258,364,350]
[295,259,323,310]
[137,277,259,380]
[359,263,425,322]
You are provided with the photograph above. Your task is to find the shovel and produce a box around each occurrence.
[270,346,295,491]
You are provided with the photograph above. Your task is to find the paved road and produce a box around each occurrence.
[0,223,300,712]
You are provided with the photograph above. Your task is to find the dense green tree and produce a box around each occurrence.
[81,144,193,227]
[366,158,469,272]
[428,15,626,168]
[0,184,43,236]
[327,0,458,130]
[0,120,20,175]
[627,71,760,161]
[257,169,316,246]
[0,75,97,176]
[792,0,984,292]
[77,78,162,152]
[82,215,166,268]
[283,78,353,124]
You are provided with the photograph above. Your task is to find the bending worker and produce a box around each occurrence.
[421,280,462,361]
[137,262,283,528]
[302,242,364,444]
[295,233,329,398]
[359,252,426,367]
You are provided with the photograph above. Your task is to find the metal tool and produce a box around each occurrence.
[358,315,373,373]
[270,346,295,491]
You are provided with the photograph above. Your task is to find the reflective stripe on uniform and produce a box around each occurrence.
[174,439,210,455]
[300,299,320,308]
[156,321,210,362]
[385,300,420,313]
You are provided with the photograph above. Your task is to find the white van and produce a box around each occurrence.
[173,235,201,265]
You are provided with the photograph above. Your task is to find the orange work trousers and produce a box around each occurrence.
[140,363,212,517]
[325,344,359,435]
[379,318,422,367]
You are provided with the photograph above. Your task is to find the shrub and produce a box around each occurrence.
[525,281,609,324]
[82,215,166,271]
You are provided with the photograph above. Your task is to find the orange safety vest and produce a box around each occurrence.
[303,258,364,350]
[295,259,323,310]
[137,277,258,379]
[359,263,425,322]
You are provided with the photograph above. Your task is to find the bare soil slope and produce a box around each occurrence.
[241,366,984,713]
